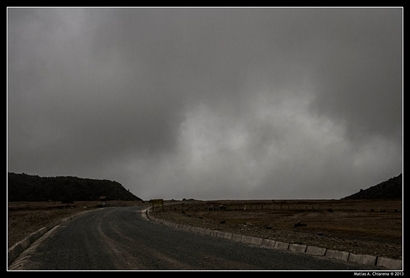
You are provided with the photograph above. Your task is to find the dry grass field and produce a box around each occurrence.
[152,199,402,259]
[8,200,143,248]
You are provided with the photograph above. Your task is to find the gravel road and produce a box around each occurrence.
[9,206,372,270]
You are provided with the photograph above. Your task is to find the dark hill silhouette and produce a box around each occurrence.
[342,173,402,200]
[8,172,142,202]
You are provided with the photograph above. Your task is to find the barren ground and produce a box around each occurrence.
[8,200,143,248]
[151,199,402,259]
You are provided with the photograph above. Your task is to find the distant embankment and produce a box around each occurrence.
[8,172,142,202]
[343,174,402,200]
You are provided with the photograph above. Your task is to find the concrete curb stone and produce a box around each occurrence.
[376,257,402,270]
[8,244,25,266]
[9,222,65,265]
[214,231,226,238]
[306,245,327,256]
[348,253,377,266]
[247,236,263,246]
[221,232,233,240]
[241,235,258,245]
[260,238,276,249]
[232,233,243,242]
[240,235,252,244]
[325,249,350,262]
[289,243,307,253]
[274,241,289,250]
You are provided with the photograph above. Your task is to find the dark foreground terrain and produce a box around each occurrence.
[9,206,373,270]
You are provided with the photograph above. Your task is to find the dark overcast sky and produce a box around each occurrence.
[8,8,402,200]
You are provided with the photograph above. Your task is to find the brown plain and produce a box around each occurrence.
[152,199,402,259]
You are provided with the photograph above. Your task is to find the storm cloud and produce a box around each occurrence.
[8,8,402,200]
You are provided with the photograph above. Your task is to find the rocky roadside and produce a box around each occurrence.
[151,210,402,260]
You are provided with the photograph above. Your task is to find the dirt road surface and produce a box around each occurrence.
[9,206,375,270]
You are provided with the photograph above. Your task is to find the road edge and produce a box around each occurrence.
[142,208,402,270]
[7,208,102,267]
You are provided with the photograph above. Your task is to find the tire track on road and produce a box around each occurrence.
[99,209,194,269]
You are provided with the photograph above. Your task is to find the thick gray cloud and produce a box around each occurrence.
[8,8,402,200]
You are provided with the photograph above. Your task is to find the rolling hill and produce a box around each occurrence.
[8,172,142,202]
[343,173,402,200]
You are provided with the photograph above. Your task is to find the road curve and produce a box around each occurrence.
[10,206,371,270]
